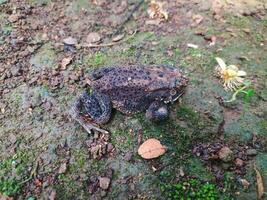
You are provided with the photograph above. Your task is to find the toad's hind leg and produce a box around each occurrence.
[145,101,168,122]
[70,91,112,134]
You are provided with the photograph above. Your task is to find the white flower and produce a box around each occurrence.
[215,57,247,91]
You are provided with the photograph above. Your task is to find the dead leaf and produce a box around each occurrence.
[138,138,167,159]
[254,164,264,199]
[211,0,223,16]
[91,0,106,6]
[48,190,56,200]
[8,13,21,23]
[58,163,67,174]
[63,37,77,45]
[239,178,250,189]
[0,194,13,200]
[60,57,72,70]
[191,14,204,27]
[86,32,101,44]
[210,35,217,46]
[147,0,168,21]
[113,0,128,14]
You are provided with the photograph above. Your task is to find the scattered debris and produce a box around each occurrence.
[145,19,161,26]
[239,178,250,189]
[138,138,167,159]
[187,43,199,49]
[58,163,67,174]
[85,133,113,159]
[48,190,56,200]
[88,177,100,194]
[235,158,244,167]
[247,149,258,156]
[80,30,137,48]
[215,57,247,91]
[86,32,101,44]
[60,57,72,70]
[191,14,204,27]
[99,177,111,190]
[211,0,224,20]
[63,37,78,45]
[209,35,217,46]
[179,167,185,177]
[113,0,128,14]
[8,13,21,23]
[0,194,13,200]
[147,0,168,21]
[123,152,133,162]
[218,147,234,162]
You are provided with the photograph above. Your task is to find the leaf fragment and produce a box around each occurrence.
[254,164,264,199]
[138,138,167,159]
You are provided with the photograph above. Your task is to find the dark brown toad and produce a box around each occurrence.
[71,65,189,133]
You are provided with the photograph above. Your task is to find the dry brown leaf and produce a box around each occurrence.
[254,164,264,199]
[147,0,168,21]
[0,193,13,200]
[138,138,167,159]
[60,57,72,70]
[239,178,250,189]
[86,32,101,44]
[63,37,77,45]
[210,35,217,46]
[191,14,204,27]
[48,190,56,200]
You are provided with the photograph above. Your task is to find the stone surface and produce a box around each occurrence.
[218,147,234,162]
[99,177,111,190]
[247,149,257,156]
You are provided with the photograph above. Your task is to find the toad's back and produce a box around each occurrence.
[87,65,187,114]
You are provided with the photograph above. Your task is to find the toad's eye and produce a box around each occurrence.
[170,89,177,96]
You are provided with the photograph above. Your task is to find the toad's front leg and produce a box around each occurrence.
[70,91,112,134]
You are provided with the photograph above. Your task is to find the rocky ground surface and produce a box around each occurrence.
[0,0,267,199]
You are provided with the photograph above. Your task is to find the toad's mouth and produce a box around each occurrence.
[164,90,185,104]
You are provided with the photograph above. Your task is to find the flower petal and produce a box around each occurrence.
[237,70,247,76]
[235,77,244,83]
[215,57,226,69]
[228,65,239,71]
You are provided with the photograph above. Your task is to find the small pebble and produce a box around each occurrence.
[99,177,110,190]
[123,152,133,162]
[235,158,244,167]
[218,147,234,162]
[247,149,257,156]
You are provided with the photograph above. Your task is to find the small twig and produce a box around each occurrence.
[112,0,145,36]
[19,160,39,185]
[79,30,137,48]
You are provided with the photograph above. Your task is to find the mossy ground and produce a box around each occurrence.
[0,0,267,199]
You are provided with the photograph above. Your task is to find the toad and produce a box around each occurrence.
[71,65,188,133]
